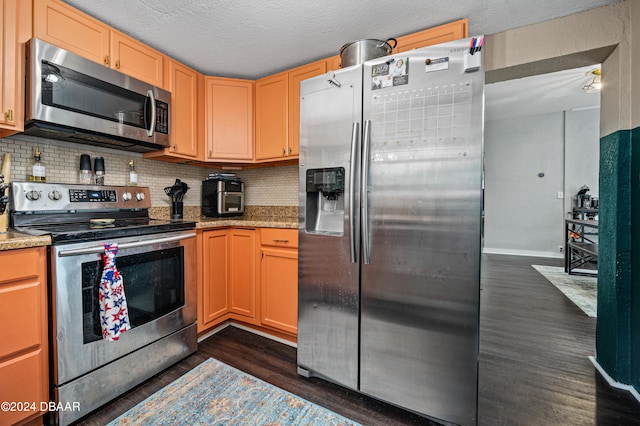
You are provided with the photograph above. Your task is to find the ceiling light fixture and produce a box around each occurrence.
[582,68,601,93]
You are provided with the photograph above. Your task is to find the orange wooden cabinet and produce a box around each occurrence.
[254,72,288,160]
[204,77,254,162]
[145,59,200,161]
[199,229,229,330]
[255,59,327,161]
[259,228,298,335]
[199,228,258,331]
[33,0,164,87]
[0,246,48,426]
[228,229,258,321]
[109,31,164,87]
[0,0,31,137]
[325,55,342,72]
[395,18,468,52]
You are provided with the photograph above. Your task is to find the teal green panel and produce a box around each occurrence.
[596,130,632,384]
[631,127,640,392]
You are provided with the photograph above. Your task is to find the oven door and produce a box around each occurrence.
[50,230,196,386]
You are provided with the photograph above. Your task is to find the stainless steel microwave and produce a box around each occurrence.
[24,38,170,153]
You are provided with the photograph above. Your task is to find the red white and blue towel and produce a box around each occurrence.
[99,244,130,341]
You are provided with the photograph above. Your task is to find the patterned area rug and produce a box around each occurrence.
[532,265,597,317]
[107,358,360,425]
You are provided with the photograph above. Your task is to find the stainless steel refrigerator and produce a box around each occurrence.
[297,36,484,426]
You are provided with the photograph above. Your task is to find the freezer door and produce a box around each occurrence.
[297,66,363,390]
[359,38,483,426]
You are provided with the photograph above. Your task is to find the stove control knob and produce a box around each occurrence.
[135,192,145,202]
[48,190,62,201]
[26,190,41,201]
[122,192,132,202]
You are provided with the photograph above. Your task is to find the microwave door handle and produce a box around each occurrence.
[145,90,156,137]
[58,233,196,257]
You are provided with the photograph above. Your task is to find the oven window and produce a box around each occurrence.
[41,61,148,129]
[82,247,184,343]
[224,194,243,212]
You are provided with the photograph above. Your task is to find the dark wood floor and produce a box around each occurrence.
[76,254,640,426]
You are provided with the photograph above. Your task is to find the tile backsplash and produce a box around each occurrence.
[1,135,298,208]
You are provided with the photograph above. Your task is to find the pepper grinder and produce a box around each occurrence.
[94,157,105,185]
[79,154,92,184]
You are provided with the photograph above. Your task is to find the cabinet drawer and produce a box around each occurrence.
[261,228,298,249]
[0,282,42,358]
[0,248,41,283]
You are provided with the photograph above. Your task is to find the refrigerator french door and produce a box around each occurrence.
[298,36,484,426]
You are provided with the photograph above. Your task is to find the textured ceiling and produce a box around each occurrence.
[486,65,601,121]
[61,0,620,80]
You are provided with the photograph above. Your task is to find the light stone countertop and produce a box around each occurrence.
[0,230,51,251]
[0,206,298,251]
[151,205,299,230]
[194,217,298,230]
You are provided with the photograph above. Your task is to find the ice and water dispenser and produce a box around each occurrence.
[305,167,345,235]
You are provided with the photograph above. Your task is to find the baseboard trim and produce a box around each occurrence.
[589,356,640,403]
[197,321,298,348]
[482,247,564,259]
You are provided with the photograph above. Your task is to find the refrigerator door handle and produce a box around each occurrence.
[349,121,360,264]
[361,119,371,264]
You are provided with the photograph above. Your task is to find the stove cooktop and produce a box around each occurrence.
[14,217,196,244]
[10,182,196,244]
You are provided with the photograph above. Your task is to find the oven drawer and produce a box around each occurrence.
[261,228,298,249]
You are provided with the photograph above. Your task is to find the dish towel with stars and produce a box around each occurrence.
[99,243,130,341]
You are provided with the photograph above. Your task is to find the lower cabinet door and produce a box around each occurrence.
[202,230,229,326]
[260,247,298,335]
[0,349,47,425]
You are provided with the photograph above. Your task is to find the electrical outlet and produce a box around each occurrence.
[557,191,564,199]
[558,246,564,253]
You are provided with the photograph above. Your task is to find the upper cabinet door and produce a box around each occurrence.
[288,59,327,158]
[0,0,31,137]
[110,31,164,87]
[34,0,111,66]
[1,0,17,132]
[165,59,199,158]
[205,77,254,161]
[326,55,342,72]
[396,19,468,52]
[255,72,288,161]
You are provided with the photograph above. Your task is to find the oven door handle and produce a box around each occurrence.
[58,232,196,257]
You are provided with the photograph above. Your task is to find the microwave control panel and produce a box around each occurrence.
[155,101,169,134]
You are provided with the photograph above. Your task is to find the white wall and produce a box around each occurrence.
[484,112,566,257]
[484,107,600,258]
[564,107,600,212]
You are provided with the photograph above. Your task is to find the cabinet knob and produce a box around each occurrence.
[115,60,121,69]
[104,55,109,65]
[288,147,292,155]
[5,110,13,122]
[172,144,177,150]
[282,148,285,156]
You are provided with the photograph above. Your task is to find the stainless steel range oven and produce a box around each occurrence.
[10,182,197,426]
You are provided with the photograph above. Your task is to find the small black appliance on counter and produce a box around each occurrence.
[202,173,245,217]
